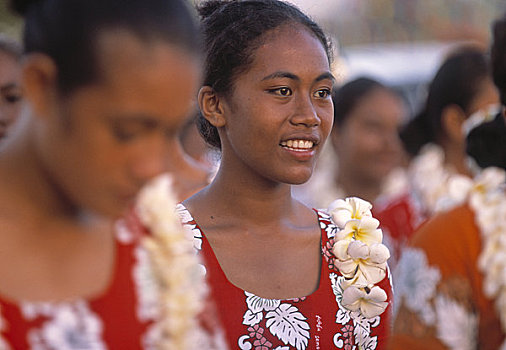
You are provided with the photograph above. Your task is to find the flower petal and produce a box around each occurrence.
[341,286,364,311]
[335,259,358,278]
[329,199,353,228]
[332,239,350,260]
[360,286,388,318]
[369,243,390,264]
[359,261,387,284]
[347,240,370,260]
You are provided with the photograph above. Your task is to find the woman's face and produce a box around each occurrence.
[34,31,201,218]
[0,51,22,140]
[332,88,405,184]
[218,25,334,185]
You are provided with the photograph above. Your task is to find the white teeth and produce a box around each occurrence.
[280,139,314,150]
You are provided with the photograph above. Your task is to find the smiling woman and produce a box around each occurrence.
[163,0,393,349]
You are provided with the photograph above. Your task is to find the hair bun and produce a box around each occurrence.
[9,0,42,16]
[197,0,232,19]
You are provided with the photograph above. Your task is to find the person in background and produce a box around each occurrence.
[0,34,22,142]
[389,14,506,349]
[295,76,407,208]
[374,45,500,267]
[172,1,393,349]
[159,114,214,201]
[179,115,218,169]
[0,0,214,348]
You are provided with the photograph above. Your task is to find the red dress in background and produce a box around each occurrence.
[374,192,425,268]
[177,204,393,350]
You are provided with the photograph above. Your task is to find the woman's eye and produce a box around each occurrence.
[269,87,292,97]
[3,93,22,104]
[112,128,138,142]
[313,89,331,99]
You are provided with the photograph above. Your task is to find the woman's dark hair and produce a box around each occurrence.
[466,113,506,170]
[400,46,490,157]
[9,0,200,95]
[331,77,389,130]
[491,14,506,106]
[465,14,506,171]
[197,0,332,149]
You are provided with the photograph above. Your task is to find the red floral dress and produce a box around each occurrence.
[0,213,158,350]
[177,204,393,350]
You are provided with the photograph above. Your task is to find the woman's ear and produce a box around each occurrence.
[441,104,466,142]
[198,86,226,128]
[22,53,59,118]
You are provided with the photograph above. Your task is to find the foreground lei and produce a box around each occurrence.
[461,167,506,348]
[136,174,208,350]
[328,197,390,318]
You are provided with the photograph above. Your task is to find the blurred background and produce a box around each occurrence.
[289,0,506,115]
[2,0,506,115]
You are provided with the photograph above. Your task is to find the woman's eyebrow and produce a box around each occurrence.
[261,71,335,84]
[315,72,335,83]
[0,83,19,92]
[261,71,299,81]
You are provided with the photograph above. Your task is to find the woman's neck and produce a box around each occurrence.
[208,168,295,224]
[440,140,473,177]
[0,127,79,222]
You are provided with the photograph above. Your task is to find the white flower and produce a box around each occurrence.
[341,285,388,319]
[435,175,474,212]
[328,197,372,228]
[336,217,383,246]
[328,197,390,319]
[333,240,389,286]
[474,167,506,194]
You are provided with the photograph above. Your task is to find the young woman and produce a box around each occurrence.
[0,34,22,141]
[389,14,506,349]
[0,0,209,348]
[176,1,393,349]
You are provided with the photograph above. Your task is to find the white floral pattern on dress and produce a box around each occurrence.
[238,293,310,350]
[393,247,441,322]
[395,246,481,349]
[434,294,478,350]
[329,273,380,350]
[175,203,203,250]
[21,301,106,350]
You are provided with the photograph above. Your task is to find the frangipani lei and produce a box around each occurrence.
[329,197,390,318]
[137,174,208,349]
